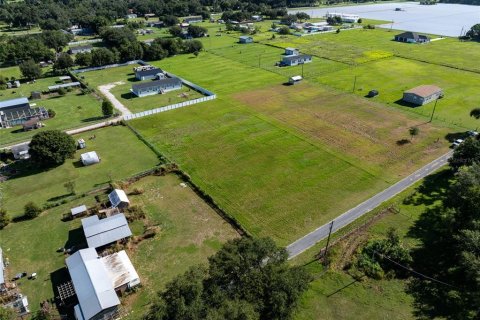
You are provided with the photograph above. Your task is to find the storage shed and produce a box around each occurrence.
[80,151,100,166]
[403,85,442,106]
[108,189,130,209]
[70,205,87,218]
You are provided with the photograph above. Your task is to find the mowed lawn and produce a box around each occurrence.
[0,77,104,146]
[130,52,452,245]
[315,57,480,129]
[2,125,159,216]
[266,27,480,72]
[0,174,238,316]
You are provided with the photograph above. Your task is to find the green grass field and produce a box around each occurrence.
[2,125,159,216]
[129,51,453,246]
[0,173,238,316]
[291,168,451,320]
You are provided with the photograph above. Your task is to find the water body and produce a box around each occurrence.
[289,2,480,36]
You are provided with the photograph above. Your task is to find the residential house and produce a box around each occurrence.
[403,85,443,106]
[80,151,100,166]
[0,97,49,128]
[108,189,130,209]
[239,36,253,44]
[394,32,430,43]
[135,67,164,81]
[69,45,93,54]
[11,143,30,160]
[66,248,140,320]
[280,54,312,66]
[81,214,132,249]
[183,16,203,23]
[131,77,182,97]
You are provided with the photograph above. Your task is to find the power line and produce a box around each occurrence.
[373,251,461,290]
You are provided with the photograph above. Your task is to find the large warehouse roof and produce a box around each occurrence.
[81,214,132,249]
[66,248,120,320]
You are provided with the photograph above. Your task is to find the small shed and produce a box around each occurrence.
[108,189,130,209]
[239,36,253,44]
[13,81,21,88]
[285,47,299,56]
[289,76,303,85]
[70,205,87,218]
[59,76,71,83]
[31,91,41,99]
[11,144,30,160]
[77,139,86,149]
[80,151,100,166]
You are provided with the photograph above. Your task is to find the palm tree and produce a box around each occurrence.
[470,108,480,119]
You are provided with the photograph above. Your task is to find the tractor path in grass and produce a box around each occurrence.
[287,149,453,259]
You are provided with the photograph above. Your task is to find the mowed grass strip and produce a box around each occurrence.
[2,125,159,216]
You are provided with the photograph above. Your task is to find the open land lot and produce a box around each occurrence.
[0,77,104,146]
[130,51,453,246]
[290,2,480,37]
[1,125,159,217]
[0,173,238,316]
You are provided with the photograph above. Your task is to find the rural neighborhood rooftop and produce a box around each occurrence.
[404,85,442,98]
[81,214,132,249]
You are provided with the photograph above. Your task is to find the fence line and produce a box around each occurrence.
[73,60,147,74]
[123,95,217,121]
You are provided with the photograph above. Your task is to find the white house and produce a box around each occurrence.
[131,77,182,97]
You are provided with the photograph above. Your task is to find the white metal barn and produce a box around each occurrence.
[80,151,100,166]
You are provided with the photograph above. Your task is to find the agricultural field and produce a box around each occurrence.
[266,27,480,72]
[315,57,480,129]
[1,125,159,216]
[130,51,454,246]
[292,168,451,320]
[0,173,238,316]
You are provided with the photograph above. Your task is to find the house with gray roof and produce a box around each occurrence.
[280,54,312,66]
[135,67,164,81]
[81,214,132,249]
[239,36,253,44]
[394,32,430,44]
[131,77,182,97]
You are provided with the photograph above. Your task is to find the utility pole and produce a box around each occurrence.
[322,220,334,264]
[429,98,439,122]
[352,75,357,93]
[301,62,304,78]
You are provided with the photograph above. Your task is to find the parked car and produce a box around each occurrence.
[452,139,464,148]
[367,90,379,98]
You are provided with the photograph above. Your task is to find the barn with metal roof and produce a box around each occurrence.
[81,214,132,249]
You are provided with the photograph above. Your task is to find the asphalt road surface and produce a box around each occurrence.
[287,150,453,259]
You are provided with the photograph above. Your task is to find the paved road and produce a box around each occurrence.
[287,150,453,259]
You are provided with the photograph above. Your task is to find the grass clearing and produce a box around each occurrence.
[315,57,480,129]
[291,168,451,320]
[2,125,159,216]
[129,51,452,246]
[0,173,238,316]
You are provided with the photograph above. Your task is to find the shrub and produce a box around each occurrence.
[125,205,146,222]
[48,109,56,118]
[57,88,67,96]
[24,202,42,219]
[0,208,10,229]
[130,187,145,195]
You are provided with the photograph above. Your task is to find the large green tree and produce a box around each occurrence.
[19,59,42,80]
[449,137,480,169]
[145,237,311,320]
[29,130,76,167]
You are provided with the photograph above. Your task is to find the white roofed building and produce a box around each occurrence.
[108,189,130,209]
[66,248,140,320]
[80,151,100,166]
[81,214,132,249]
